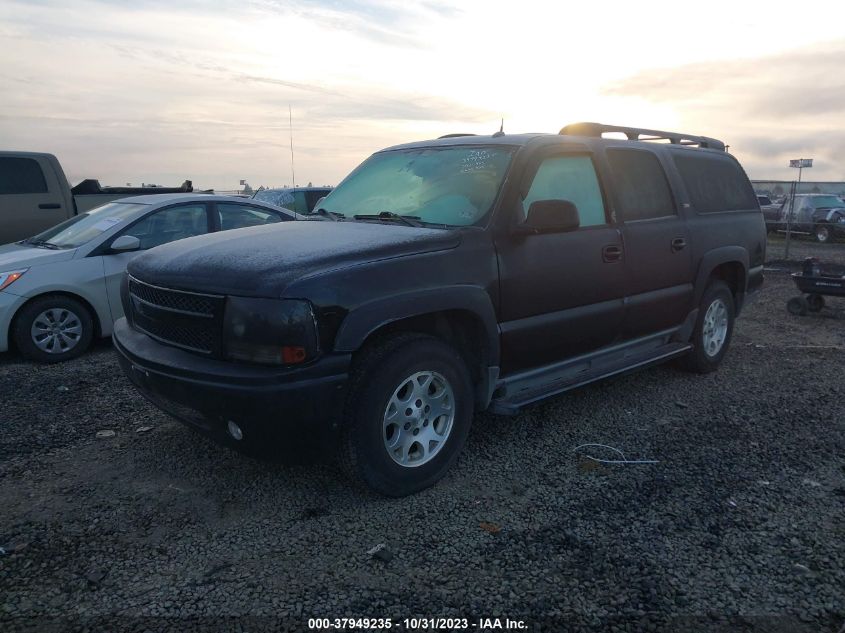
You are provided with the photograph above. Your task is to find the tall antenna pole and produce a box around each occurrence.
[289,105,296,187]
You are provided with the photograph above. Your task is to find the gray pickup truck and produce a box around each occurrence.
[0,151,194,245]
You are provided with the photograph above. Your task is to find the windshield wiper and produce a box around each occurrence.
[22,239,61,250]
[353,211,423,227]
[314,208,344,221]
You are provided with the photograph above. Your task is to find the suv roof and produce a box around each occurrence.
[383,122,726,154]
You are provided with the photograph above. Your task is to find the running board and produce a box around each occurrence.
[489,337,692,416]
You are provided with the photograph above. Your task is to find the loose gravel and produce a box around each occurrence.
[1,241,843,632]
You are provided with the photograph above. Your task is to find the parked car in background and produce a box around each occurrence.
[0,151,197,245]
[252,186,333,214]
[757,194,781,231]
[0,194,302,362]
[114,122,765,496]
[778,194,845,242]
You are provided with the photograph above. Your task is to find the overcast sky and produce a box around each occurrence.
[1,0,844,189]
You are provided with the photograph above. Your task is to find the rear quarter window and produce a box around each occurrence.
[0,157,49,194]
[672,152,757,213]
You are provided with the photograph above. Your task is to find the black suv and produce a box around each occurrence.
[114,122,766,496]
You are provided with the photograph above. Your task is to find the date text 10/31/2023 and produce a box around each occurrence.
[308,617,528,630]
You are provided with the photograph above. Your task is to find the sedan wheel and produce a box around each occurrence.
[13,295,95,363]
[30,308,84,354]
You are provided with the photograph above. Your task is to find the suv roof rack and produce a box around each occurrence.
[438,133,477,139]
[559,122,725,151]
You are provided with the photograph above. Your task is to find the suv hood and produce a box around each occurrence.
[0,243,76,270]
[128,220,461,297]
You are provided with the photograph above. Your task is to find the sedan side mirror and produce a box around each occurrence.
[110,235,141,253]
[521,199,580,234]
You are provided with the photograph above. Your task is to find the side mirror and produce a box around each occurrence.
[110,235,141,253]
[521,199,580,234]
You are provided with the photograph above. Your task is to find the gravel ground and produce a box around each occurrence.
[1,241,843,632]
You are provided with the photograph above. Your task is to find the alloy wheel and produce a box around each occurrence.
[702,298,729,358]
[30,308,83,354]
[382,371,455,467]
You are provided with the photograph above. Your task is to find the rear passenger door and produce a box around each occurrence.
[604,148,693,338]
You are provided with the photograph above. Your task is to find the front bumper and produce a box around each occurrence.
[112,318,351,460]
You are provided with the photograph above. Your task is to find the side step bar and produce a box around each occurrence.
[489,337,692,416]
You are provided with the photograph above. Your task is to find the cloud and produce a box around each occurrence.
[603,40,845,179]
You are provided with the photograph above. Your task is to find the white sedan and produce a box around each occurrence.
[0,194,301,362]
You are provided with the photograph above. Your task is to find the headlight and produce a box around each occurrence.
[223,297,319,365]
[0,269,27,292]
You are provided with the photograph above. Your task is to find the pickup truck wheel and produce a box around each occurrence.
[340,333,473,497]
[814,224,831,243]
[13,295,94,363]
[679,281,735,374]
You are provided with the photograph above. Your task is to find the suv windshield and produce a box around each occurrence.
[808,195,844,209]
[320,146,513,227]
[25,202,148,249]
[253,189,296,210]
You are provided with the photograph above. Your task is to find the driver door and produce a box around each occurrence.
[496,152,627,374]
[102,203,211,320]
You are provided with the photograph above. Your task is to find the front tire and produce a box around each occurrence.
[13,295,95,363]
[680,281,735,374]
[340,333,474,497]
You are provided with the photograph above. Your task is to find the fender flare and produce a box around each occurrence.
[693,246,749,305]
[333,285,500,367]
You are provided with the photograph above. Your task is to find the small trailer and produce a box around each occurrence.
[787,258,845,317]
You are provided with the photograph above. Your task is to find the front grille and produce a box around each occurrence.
[128,276,225,355]
[128,277,217,316]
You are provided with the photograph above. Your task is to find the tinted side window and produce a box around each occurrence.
[522,155,606,227]
[217,203,286,230]
[672,153,757,212]
[292,191,309,214]
[305,189,331,212]
[606,149,675,221]
[0,157,48,194]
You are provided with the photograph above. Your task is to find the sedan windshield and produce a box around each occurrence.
[320,146,514,227]
[808,196,844,209]
[26,202,148,249]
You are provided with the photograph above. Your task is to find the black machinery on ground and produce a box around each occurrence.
[787,258,845,317]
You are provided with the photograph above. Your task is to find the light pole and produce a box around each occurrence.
[784,158,813,260]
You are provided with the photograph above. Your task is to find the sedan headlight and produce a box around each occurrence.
[223,297,319,365]
[0,269,27,292]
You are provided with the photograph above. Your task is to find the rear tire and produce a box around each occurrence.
[787,296,808,317]
[814,224,831,243]
[679,281,735,374]
[339,333,474,497]
[806,294,825,313]
[13,295,95,363]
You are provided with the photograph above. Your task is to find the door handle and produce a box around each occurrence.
[38,203,61,209]
[671,237,687,252]
[602,244,623,263]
